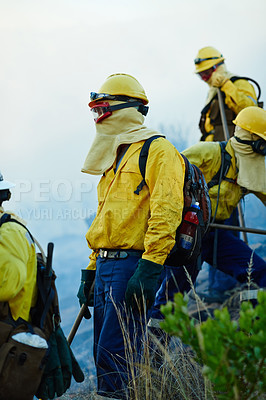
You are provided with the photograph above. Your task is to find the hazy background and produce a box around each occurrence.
[1,0,266,392]
[2,0,266,206]
[2,0,265,243]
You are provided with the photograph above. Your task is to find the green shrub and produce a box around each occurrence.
[160,291,266,400]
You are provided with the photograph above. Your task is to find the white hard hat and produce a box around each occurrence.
[0,171,15,190]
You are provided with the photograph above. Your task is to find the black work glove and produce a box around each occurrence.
[36,326,84,400]
[77,269,96,319]
[125,259,163,311]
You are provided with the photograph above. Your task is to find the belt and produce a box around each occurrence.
[239,289,263,302]
[99,249,143,259]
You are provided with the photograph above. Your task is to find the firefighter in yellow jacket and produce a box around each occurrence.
[182,106,266,288]
[77,73,187,399]
[194,46,259,142]
[0,171,84,400]
[149,107,266,330]
[0,172,37,322]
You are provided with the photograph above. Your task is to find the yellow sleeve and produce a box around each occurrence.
[221,79,257,115]
[142,138,185,265]
[0,224,30,301]
[182,142,221,183]
[87,250,98,270]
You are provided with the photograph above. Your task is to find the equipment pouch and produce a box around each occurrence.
[0,321,13,347]
[0,328,48,400]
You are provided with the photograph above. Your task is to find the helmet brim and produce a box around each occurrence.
[0,180,15,190]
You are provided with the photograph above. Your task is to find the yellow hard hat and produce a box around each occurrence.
[233,106,266,139]
[96,73,149,105]
[194,46,225,73]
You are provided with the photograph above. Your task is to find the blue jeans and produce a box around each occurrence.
[150,262,198,320]
[207,208,240,295]
[151,224,266,319]
[202,228,266,286]
[94,255,145,399]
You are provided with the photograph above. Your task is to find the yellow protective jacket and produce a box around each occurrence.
[200,78,257,141]
[183,141,265,220]
[0,208,37,321]
[86,137,185,269]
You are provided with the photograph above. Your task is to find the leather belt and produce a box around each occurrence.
[99,249,143,259]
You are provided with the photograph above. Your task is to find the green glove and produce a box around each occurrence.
[36,327,84,399]
[36,331,64,399]
[55,326,84,384]
[77,269,95,319]
[125,259,163,310]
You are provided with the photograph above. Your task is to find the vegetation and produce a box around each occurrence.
[160,291,266,400]
[59,264,266,400]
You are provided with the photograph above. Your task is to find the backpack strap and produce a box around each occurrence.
[0,213,35,242]
[207,142,235,189]
[199,75,261,119]
[134,135,164,195]
[230,76,261,101]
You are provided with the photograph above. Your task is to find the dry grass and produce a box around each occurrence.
[57,292,216,400]
[57,258,262,400]
[128,330,215,400]
[56,334,214,400]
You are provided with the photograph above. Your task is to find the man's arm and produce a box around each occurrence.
[182,141,221,184]
[0,224,31,301]
[143,138,185,265]
[221,79,257,115]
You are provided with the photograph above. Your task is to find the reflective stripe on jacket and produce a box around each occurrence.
[0,209,37,321]
[86,137,185,268]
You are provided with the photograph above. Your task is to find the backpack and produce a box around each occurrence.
[0,213,60,400]
[199,76,263,140]
[134,136,211,267]
[230,76,263,108]
[207,141,235,190]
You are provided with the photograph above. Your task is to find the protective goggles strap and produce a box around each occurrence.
[194,56,223,64]
[109,101,149,116]
[234,136,266,155]
[234,137,255,146]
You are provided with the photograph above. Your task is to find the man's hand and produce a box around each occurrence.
[36,326,84,399]
[125,259,163,311]
[77,269,95,319]
[210,71,229,88]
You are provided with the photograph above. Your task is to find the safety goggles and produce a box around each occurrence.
[194,56,222,65]
[198,66,217,82]
[90,101,149,123]
[90,102,112,123]
[234,136,266,156]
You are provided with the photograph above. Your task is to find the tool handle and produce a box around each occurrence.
[67,304,91,345]
[46,242,54,277]
[210,223,266,235]
[217,88,248,244]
